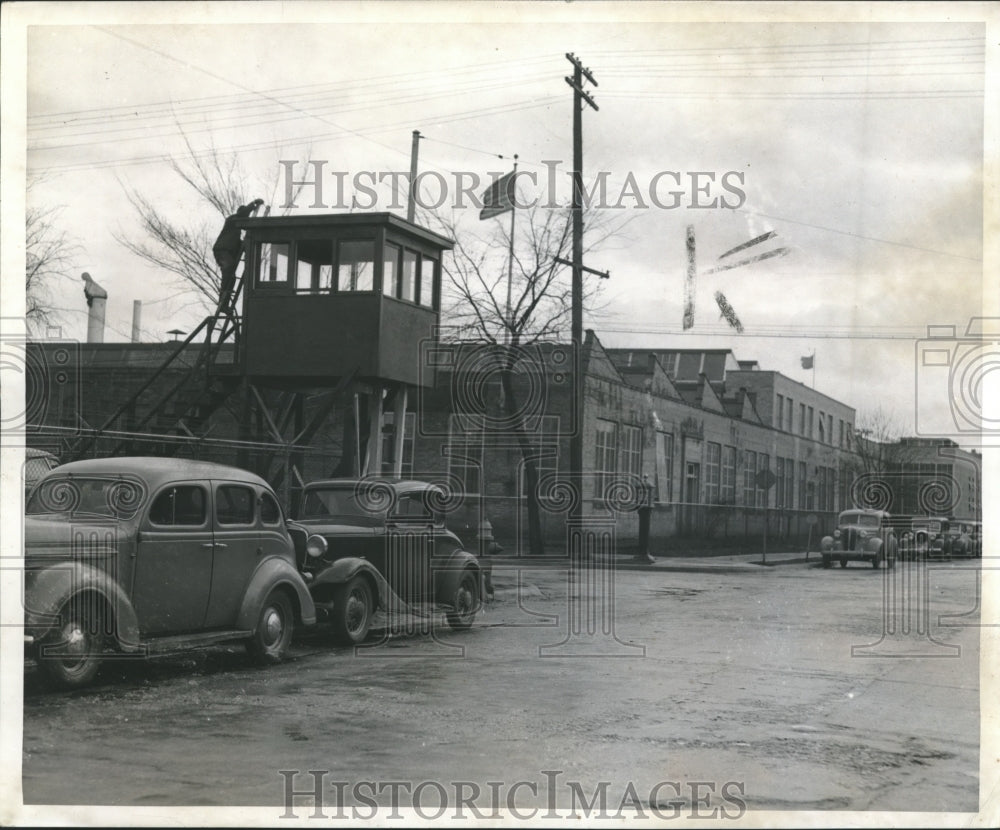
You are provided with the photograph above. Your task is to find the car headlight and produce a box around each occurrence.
[833,530,841,539]
[306,534,328,558]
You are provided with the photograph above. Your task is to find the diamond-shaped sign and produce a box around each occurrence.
[754,469,777,490]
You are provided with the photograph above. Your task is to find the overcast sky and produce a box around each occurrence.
[7,2,994,441]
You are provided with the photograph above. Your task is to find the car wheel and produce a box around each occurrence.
[821,555,831,569]
[840,558,848,568]
[331,576,372,646]
[872,553,882,569]
[247,590,294,664]
[446,570,479,631]
[39,601,105,689]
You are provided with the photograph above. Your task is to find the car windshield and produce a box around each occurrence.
[841,513,880,529]
[299,487,381,520]
[26,476,146,520]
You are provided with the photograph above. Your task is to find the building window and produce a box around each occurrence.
[621,425,643,477]
[419,257,437,308]
[295,239,334,293]
[807,406,814,439]
[785,398,793,432]
[705,442,721,504]
[775,394,784,429]
[401,249,418,302]
[776,458,785,508]
[757,453,770,507]
[799,461,807,510]
[257,242,290,285]
[447,415,484,495]
[828,414,834,445]
[721,445,736,504]
[594,419,618,499]
[744,450,757,506]
[381,411,415,478]
[382,243,400,296]
[785,458,795,509]
[818,412,825,443]
[337,239,374,292]
[799,403,806,436]
[655,431,673,503]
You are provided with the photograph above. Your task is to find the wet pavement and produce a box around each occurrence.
[21,557,983,817]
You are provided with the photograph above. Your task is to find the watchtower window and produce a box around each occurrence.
[420,257,437,308]
[258,243,290,285]
[296,239,334,293]
[338,239,374,292]
[383,243,400,297]
[401,249,418,302]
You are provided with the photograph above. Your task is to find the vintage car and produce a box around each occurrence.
[820,508,898,569]
[291,479,486,645]
[24,448,60,499]
[900,516,948,560]
[929,519,979,560]
[24,457,316,688]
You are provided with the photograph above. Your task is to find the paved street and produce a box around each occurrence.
[22,557,982,816]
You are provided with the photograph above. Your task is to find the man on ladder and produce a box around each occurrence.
[211,198,264,332]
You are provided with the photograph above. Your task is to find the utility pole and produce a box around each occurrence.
[565,53,598,521]
[407,130,421,222]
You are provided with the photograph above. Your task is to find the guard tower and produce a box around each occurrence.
[231,212,453,490]
[69,211,453,507]
[239,212,450,387]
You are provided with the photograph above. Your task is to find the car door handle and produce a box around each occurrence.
[201,542,228,549]
[215,543,227,549]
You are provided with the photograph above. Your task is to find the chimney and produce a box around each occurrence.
[81,272,108,344]
[131,300,142,343]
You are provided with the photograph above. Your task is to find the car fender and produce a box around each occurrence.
[864,536,883,555]
[236,557,317,630]
[24,561,142,652]
[309,558,391,609]
[433,549,481,607]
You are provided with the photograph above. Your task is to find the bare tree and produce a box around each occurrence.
[26,178,78,333]
[114,131,306,310]
[421,203,627,556]
[850,406,923,513]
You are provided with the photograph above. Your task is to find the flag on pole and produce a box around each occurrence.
[801,355,814,370]
[480,170,518,220]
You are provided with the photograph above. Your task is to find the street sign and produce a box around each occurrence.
[754,468,777,490]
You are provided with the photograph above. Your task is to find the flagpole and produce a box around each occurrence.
[812,349,816,389]
[504,155,518,345]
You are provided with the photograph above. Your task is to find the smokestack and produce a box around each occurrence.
[131,300,142,343]
[81,272,108,343]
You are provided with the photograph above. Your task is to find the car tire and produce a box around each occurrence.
[872,553,882,569]
[822,555,831,569]
[840,558,848,568]
[331,576,372,646]
[445,570,479,631]
[39,600,105,689]
[247,590,294,664]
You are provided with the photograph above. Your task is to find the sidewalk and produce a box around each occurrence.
[489,548,816,575]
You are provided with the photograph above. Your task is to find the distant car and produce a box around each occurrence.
[291,479,486,645]
[24,457,316,688]
[24,448,59,498]
[903,516,947,560]
[821,509,898,569]
[931,519,978,560]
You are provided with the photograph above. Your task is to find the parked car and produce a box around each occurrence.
[24,448,60,499]
[930,519,978,560]
[820,508,898,569]
[24,457,316,688]
[902,516,947,560]
[291,478,486,645]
